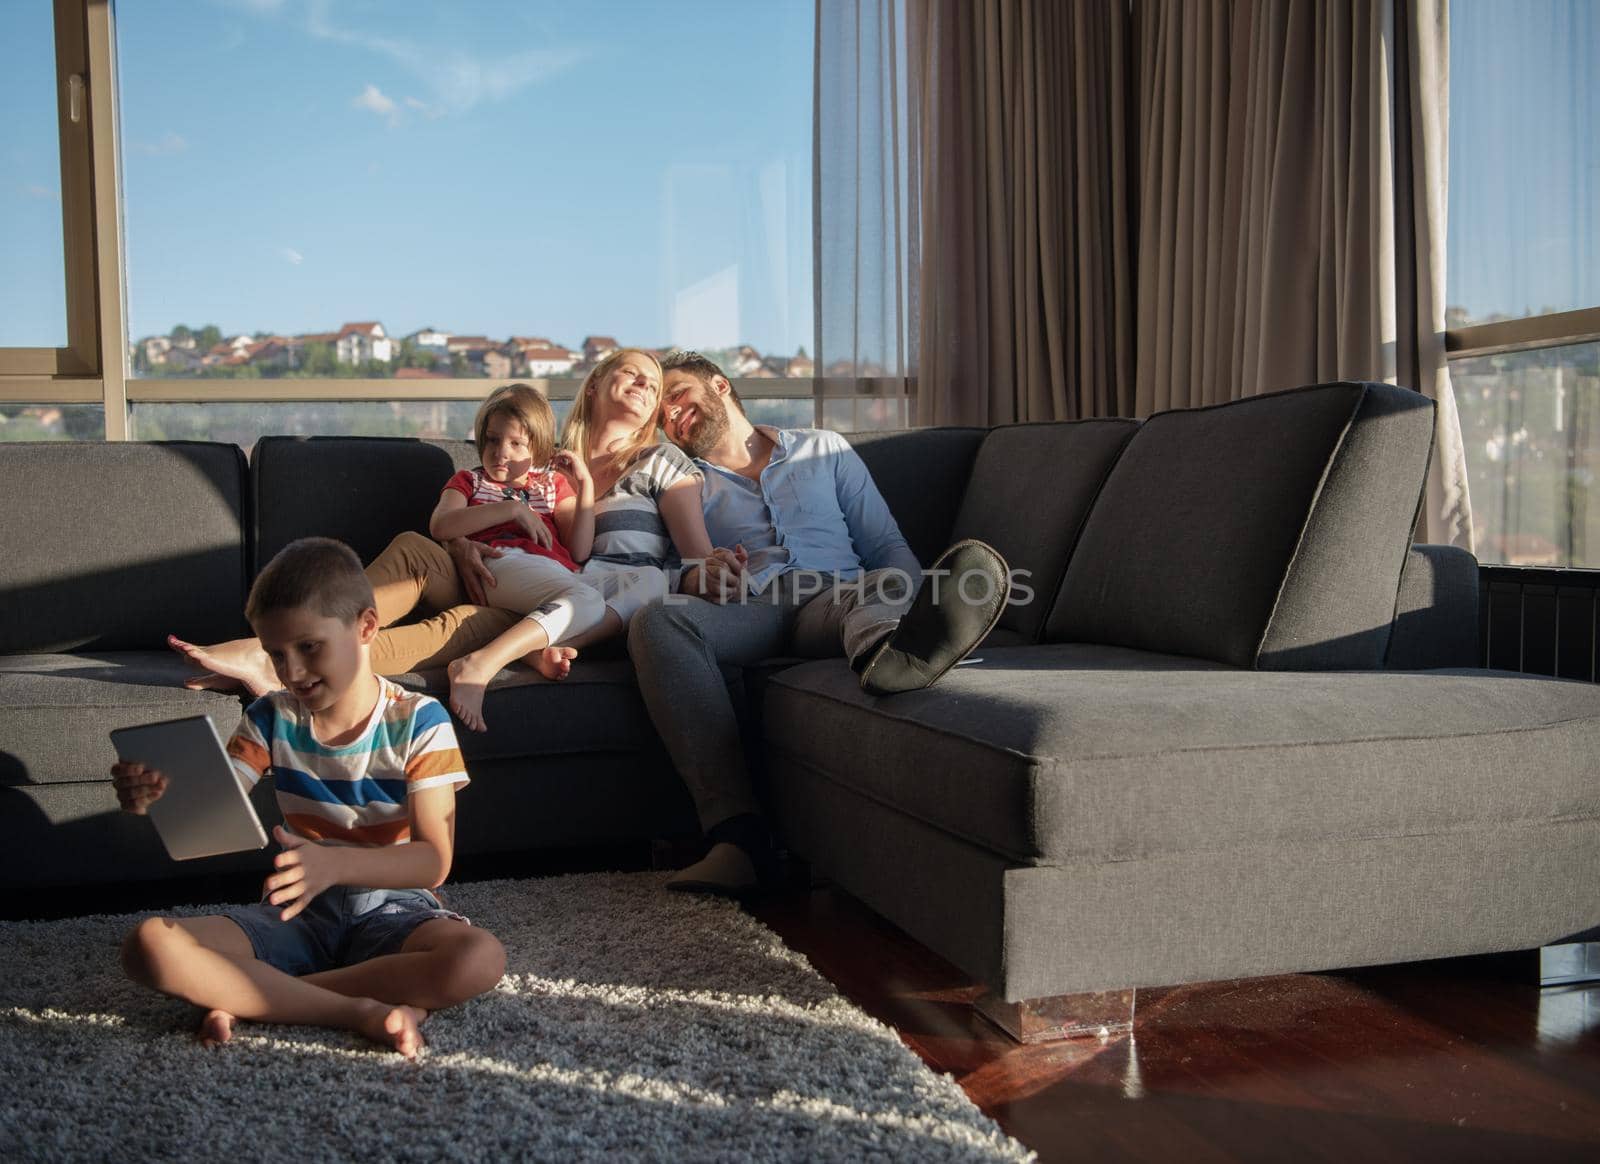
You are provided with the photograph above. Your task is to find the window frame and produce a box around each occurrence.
[1445,308,1600,362]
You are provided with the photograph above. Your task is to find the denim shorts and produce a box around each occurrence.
[223,885,468,977]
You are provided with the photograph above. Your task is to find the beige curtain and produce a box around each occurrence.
[1132,0,1473,547]
[815,0,1134,426]
[912,0,1135,425]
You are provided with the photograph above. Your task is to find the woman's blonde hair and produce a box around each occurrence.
[474,382,556,465]
[560,348,663,462]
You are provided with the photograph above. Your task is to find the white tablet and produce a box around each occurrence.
[111,715,270,861]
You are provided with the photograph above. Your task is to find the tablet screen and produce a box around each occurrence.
[111,715,270,861]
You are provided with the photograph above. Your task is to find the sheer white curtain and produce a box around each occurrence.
[814,0,920,388]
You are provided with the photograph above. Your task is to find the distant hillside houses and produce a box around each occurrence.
[337,322,392,364]
[131,322,816,380]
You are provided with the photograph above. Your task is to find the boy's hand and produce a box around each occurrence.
[264,825,341,921]
[111,761,167,814]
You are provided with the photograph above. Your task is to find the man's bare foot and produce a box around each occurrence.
[356,1002,428,1058]
[446,655,495,732]
[524,645,577,681]
[197,1008,236,1048]
[168,634,280,697]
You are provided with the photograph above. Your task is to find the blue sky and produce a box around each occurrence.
[1447,0,1597,325]
[5,0,814,354]
[3,0,1595,350]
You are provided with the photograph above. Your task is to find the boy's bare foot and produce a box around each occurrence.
[525,645,577,681]
[446,655,495,733]
[357,1002,428,1058]
[168,635,280,697]
[197,1008,236,1048]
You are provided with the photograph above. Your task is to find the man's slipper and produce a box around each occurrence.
[665,842,761,900]
[859,539,1009,696]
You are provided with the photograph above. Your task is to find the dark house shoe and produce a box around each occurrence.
[859,539,1009,696]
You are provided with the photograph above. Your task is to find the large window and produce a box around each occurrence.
[2,1,912,446]
[1449,0,1600,566]
[115,0,821,440]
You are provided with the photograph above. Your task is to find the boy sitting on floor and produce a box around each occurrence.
[112,537,505,1057]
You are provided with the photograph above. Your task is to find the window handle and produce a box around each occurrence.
[68,74,85,124]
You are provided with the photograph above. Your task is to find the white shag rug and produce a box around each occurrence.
[0,872,1030,1162]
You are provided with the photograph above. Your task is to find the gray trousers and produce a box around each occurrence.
[627,569,913,831]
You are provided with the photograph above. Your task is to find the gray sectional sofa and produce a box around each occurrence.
[3,379,1597,1010]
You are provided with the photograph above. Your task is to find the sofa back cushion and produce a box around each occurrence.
[0,441,249,652]
[253,436,479,569]
[1045,381,1434,669]
[949,420,1138,641]
[845,428,986,566]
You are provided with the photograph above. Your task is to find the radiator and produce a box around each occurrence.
[1480,565,1600,681]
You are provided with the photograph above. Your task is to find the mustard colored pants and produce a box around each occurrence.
[364,531,517,674]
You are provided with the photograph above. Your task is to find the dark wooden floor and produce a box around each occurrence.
[751,886,1600,1163]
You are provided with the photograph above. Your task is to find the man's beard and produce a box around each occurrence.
[676,393,731,459]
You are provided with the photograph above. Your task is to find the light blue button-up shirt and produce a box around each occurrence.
[695,426,921,593]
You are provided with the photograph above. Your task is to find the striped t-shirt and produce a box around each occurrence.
[588,443,702,570]
[226,676,468,847]
[443,466,576,570]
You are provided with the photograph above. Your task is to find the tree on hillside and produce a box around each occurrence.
[196,325,222,351]
[396,338,437,369]
[298,342,339,377]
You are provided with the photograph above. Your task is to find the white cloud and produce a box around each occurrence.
[23,184,59,201]
[352,83,397,118]
[281,248,304,266]
[306,0,584,116]
[133,131,188,157]
[215,0,586,121]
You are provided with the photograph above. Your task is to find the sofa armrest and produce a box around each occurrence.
[1384,544,1480,669]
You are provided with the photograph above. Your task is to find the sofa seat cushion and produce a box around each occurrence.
[390,658,742,762]
[764,646,1600,866]
[0,653,244,786]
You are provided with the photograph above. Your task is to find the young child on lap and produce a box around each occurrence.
[430,383,610,731]
[111,537,505,1058]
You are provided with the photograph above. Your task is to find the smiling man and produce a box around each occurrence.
[628,351,1009,898]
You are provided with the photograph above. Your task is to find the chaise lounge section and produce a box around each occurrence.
[765,380,1600,1015]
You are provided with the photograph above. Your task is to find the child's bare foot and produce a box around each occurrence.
[446,655,495,732]
[357,1002,428,1058]
[524,645,577,681]
[168,635,280,697]
[197,1008,236,1048]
